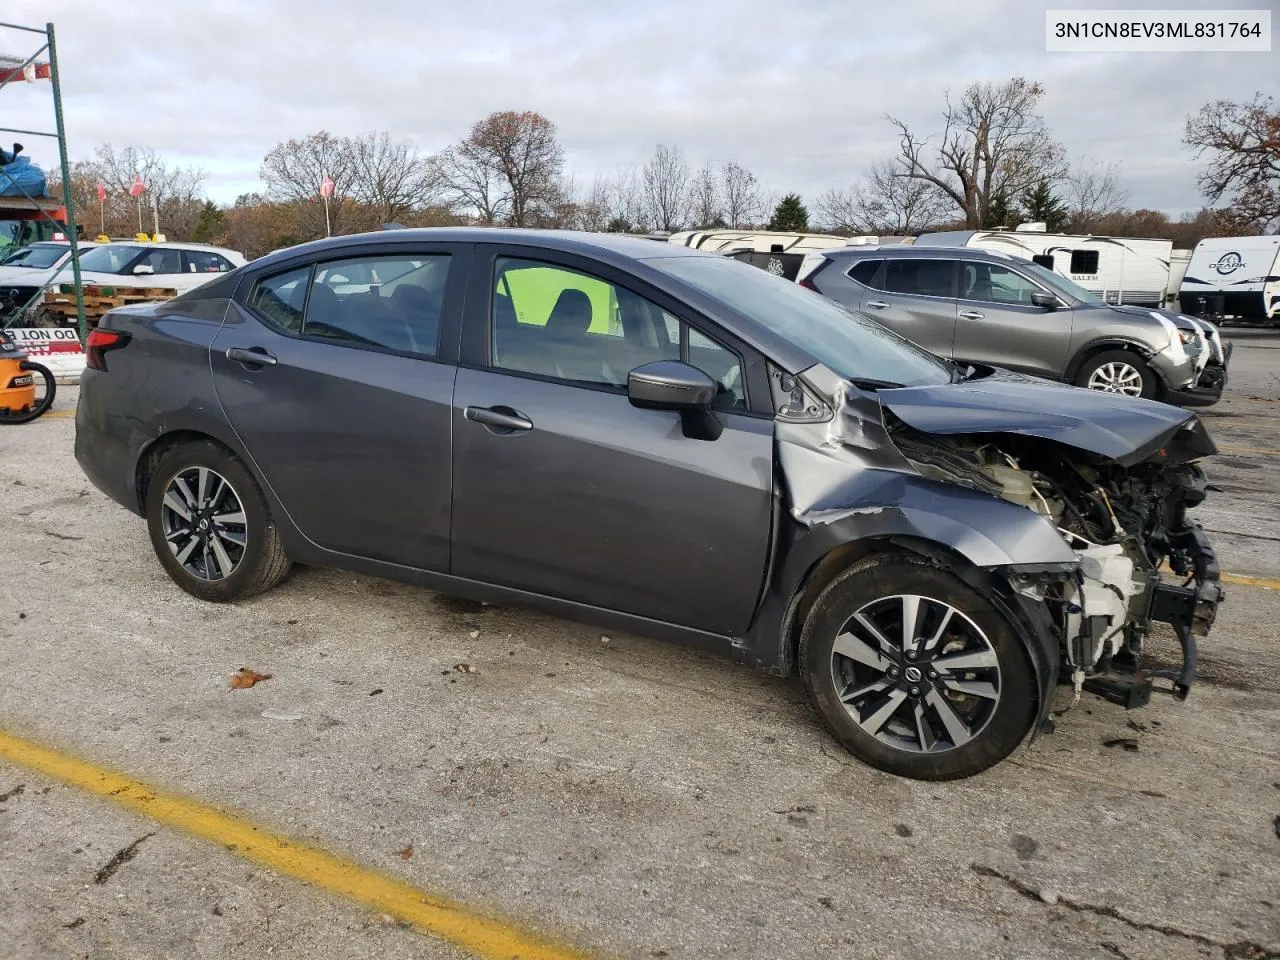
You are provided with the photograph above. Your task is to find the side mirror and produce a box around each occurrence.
[627,360,723,441]
[132,264,155,276]
[1031,291,1058,309]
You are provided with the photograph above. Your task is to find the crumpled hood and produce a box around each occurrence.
[877,370,1215,466]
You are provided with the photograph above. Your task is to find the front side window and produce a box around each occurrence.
[882,259,956,298]
[137,248,183,275]
[960,262,1043,306]
[302,255,449,357]
[247,266,310,333]
[1,243,65,269]
[490,257,744,409]
[184,250,235,274]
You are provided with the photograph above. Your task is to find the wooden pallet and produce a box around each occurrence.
[42,286,178,322]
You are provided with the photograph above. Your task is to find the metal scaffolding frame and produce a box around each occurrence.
[0,19,85,341]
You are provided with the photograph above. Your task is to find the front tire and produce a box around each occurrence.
[799,555,1036,780]
[1074,349,1157,399]
[145,441,291,602]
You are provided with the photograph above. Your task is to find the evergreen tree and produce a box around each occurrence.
[767,194,809,231]
[1021,180,1069,231]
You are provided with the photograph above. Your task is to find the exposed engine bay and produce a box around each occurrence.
[888,417,1224,708]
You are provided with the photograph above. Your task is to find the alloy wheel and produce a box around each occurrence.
[159,466,248,581]
[830,594,1002,753]
[1086,361,1143,396]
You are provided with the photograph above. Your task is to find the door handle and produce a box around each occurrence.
[959,310,985,320]
[226,346,277,366]
[464,404,533,434]
[865,299,889,310]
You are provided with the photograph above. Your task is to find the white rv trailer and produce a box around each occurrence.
[914,224,1174,308]
[1166,249,1192,304]
[667,230,851,254]
[1179,235,1280,323]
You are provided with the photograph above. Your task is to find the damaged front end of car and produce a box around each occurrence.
[752,365,1223,736]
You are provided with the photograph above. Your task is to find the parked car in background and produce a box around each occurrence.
[76,229,1222,781]
[0,239,103,318]
[914,225,1174,309]
[70,241,246,293]
[797,245,1228,406]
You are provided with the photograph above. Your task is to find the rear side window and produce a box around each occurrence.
[303,255,450,358]
[1069,250,1100,274]
[137,248,183,275]
[247,266,310,333]
[883,259,956,297]
[847,259,883,289]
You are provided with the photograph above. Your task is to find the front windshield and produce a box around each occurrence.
[648,255,954,388]
[0,244,66,269]
[1019,260,1105,305]
[77,244,144,274]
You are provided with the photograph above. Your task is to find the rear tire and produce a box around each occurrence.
[799,555,1036,780]
[1074,349,1157,399]
[145,440,291,602]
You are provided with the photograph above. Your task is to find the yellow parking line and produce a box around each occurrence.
[1220,572,1280,591]
[0,728,594,960]
[41,409,75,418]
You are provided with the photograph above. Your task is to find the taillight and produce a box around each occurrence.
[798,275,820,291]
[795,254,827,291]
[85,328,130,371]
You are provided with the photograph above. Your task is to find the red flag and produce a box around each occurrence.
[319,174,335,199]
[128,174,145,198]
[95,182,107,202]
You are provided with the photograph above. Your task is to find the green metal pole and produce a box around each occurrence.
[45,21,86,344]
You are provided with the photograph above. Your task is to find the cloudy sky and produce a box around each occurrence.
[4,0,1276,215]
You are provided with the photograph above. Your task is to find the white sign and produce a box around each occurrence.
[1046,9,1271,52]
[7,327,86,381]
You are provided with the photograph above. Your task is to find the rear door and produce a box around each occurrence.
[210,244,469,570]
[952,260,1073,376]
[864,258,958,358]
[449,246,774,635]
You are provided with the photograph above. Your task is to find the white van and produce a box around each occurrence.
[915,225,1174,308]
[1179,236,1280,323]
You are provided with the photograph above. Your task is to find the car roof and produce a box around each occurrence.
[251,228,711,272]
[817,245,1028,265]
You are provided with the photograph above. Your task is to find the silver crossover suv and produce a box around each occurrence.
[798,246,1228,405]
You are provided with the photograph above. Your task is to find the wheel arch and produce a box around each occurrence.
[135,429,247,514]
[774,534,1060,739]
[1065,338,1158,383]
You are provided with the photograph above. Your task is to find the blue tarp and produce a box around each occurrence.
[0,155,48,198]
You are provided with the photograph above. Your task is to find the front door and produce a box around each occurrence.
[210,246,468,570]
[952,260,1074,376]
[450,249,774,636]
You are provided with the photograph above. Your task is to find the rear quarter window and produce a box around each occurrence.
[246,266,310,333]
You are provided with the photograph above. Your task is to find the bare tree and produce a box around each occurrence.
[688,164,722,228]
[578,174,613,232]
[347,132,443,225]
[1184,92,1280,232]
[720,160,760,229]
[443,111,564,227]
[820,161,951,235]
[261,131,356,234]
[54,144,208,239]
[439,138,507,225]
[606,168,647,231]
[1065,159,1130,231]
[641,144,690,232]
[888,76,1067,228]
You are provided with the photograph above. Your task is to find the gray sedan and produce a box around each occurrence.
[75,229,1222,780]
